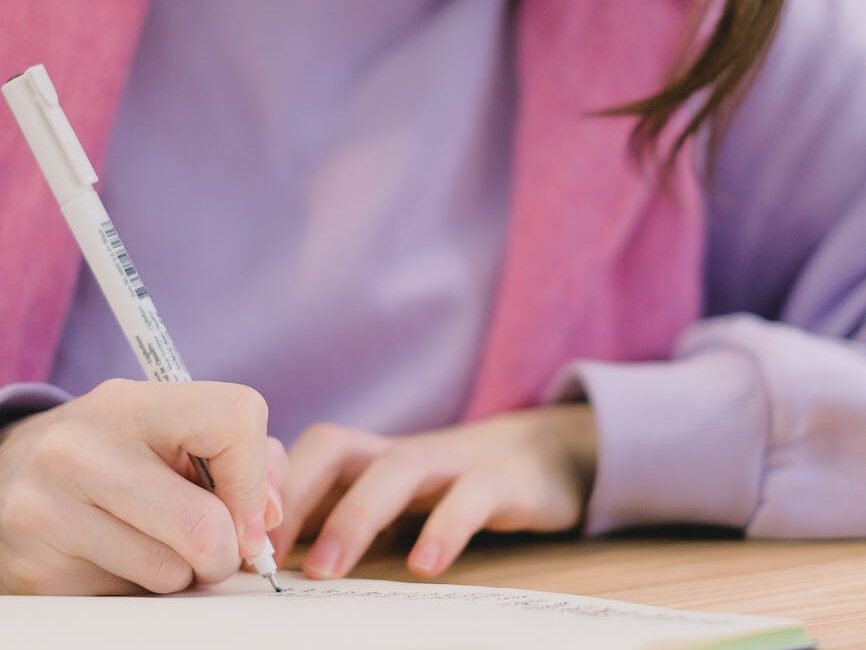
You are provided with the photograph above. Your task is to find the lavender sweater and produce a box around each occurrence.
[4,0,866,538]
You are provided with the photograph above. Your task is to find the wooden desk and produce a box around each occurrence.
[288,536,866,649]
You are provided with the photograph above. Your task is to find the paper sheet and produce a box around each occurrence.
[0,571,813,649]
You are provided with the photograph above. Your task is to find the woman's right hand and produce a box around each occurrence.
[0,379,285,595]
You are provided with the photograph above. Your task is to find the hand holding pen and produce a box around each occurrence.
[0,381,286,595]
[0,65,285,594]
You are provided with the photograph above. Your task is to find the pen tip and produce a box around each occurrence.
[266,572,284,593]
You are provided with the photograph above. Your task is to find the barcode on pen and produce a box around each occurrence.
[100,223,148,299]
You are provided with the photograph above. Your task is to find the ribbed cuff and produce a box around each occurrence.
[547,351,769,535]
[0,382,72,428]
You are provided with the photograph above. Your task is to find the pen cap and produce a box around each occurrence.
[2,64,98,206]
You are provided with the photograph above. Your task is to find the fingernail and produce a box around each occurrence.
[305,534,342,578]
[265,484,284,531]
[239,513,266,558]
[410,542,440,574]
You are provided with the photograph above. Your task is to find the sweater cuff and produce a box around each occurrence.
[0,383,72,428]
[547,351,769,536]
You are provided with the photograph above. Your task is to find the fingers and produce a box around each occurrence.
[238,437,286,574]
[62,503,193,594]
[4,553,143,596]
[408,472,502,578]
[72,439,239,584]
[85,379,270,558]
[303,442,452,579]
[0,488,142,596]
[264,437,286,532]
[274,424,386,561]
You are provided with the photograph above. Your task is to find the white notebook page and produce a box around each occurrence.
[0,571,813,649]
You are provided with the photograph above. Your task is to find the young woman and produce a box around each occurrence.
[3,0,866,596]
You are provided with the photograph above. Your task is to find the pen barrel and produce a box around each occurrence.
[64,192,215,493]
[61,191,191,384]
[4,66,189,386]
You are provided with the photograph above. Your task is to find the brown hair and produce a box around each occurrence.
[610,0,785,164]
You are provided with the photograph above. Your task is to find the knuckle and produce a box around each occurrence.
[266,436,286,456]
[226,385,269,434]
[144,547,193,594]
[389,435,454,472]
[30,424,84,470]
[297,423,385,457]
[88,377,137,405]
[80,378,142,428]
[265,436,288,470]
[184,503,235,561]
[466,468,510,509]
[385,440,423,465]
[447,508,484,536]
[4,556,51,595]
[0,486,45,536]
[473,466,509,495]
[302,422,346,445]
[225,475,263,509]
[330,498,377,534]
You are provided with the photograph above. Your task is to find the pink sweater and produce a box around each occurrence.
[0,0,702,410]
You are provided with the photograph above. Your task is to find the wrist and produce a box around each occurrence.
[0,382,72,441]
[518,403,598,523]
[552,403,598,524]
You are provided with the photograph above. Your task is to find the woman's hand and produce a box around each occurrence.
[0,379,286,595]
[272,404,596,579]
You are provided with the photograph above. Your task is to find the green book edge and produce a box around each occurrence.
[675,625,816,650]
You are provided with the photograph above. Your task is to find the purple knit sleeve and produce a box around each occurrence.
[547,315,866,538]
[0,383,72,429]
[547,342,767,535]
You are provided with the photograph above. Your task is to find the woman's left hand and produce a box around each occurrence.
[270,404,597,579]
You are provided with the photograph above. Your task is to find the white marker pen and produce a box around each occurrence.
[2,64,283,593]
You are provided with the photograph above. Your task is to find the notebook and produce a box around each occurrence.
[0,571,814,649]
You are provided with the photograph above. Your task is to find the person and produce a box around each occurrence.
[2,0,865,596]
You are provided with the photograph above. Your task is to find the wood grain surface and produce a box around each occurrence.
[286,534,866,649]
